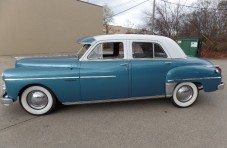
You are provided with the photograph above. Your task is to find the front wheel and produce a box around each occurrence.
[20,86,56,115]
[171,82,198,108]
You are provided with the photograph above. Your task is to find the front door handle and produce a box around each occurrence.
[165,62,172,64]
[120,63,128,66]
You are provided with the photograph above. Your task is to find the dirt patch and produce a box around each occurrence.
[200,50,227,58]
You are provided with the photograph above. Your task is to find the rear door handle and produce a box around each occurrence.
[120,63,128,66]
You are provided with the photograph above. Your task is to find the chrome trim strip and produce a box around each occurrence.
[206,65,218,68]
[168,77,221,82]
[166,82,177,97]
[5,77,79,81]
[80,76,116,79]
[131,58,171,60]
[5,75,116,81]
[15,55,73,60]
[84,59,127,62]
[62,95,165,105]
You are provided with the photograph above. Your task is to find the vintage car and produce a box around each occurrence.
[0,34,224,115]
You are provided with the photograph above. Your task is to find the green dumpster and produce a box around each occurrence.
[176,38,202,57]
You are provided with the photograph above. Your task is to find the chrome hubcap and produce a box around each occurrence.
[176,85,193,102]
[27,91,48,110]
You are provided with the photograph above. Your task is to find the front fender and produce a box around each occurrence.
[3,67,80,102]
[166,65,222,97]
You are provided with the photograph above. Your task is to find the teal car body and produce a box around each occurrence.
[0,34,224,115]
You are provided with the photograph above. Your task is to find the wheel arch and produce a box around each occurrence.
[166,81,202,98]
[18,83,59,102]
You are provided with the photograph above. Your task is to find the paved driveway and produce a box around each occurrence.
[0,56,226,148]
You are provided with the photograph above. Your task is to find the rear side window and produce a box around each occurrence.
[132,42,167,59]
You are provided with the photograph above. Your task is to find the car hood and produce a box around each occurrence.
[16,56,79,68]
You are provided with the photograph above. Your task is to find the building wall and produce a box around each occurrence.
[0,0,103,55]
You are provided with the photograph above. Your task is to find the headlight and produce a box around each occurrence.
[2,84,6,91]
[2,84,6,94]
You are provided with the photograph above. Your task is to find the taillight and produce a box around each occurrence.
[216,66,222,73]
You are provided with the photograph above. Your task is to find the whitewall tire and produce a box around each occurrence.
[171,82,198,107]
[20,86,56,115]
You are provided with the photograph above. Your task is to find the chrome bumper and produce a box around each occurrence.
[0,95,13,106]
[218,83,224,90]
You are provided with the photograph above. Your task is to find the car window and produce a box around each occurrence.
[154,43,167,58]
[77,44,91,58]
[88,42,124,60]
[133,42,167,59]
[132,42,153,58]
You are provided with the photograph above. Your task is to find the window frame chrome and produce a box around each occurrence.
[80,40,129,62]
[128,39,172,60]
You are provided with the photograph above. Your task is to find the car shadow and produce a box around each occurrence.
[54,97,171,114]
[53,91,223,115]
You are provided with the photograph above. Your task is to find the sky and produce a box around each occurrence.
[82,0,198,28]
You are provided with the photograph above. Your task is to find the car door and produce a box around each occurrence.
[80,40,129,101]
[130,40,174,97]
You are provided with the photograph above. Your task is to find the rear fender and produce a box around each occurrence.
[165,66,222,97]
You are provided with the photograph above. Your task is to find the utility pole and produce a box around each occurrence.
[151,0,156,34]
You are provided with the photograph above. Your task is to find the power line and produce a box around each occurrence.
[160,0,227,11]
[110,0,138,9]
[113,0,150,16]
[151,0,156,34]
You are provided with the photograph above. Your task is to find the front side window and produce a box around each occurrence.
[88,42,124,60]
[133,42,167,59]
[76,44,91,58]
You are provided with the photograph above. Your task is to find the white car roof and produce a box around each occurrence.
[79,34,187,59]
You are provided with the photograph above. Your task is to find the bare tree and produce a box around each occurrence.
[103,5,114,34]
[179,0,227,51]
[143,1,185,38]
[142,0,227,51]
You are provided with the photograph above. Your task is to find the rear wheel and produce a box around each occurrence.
[171,82,198,107]
[20,86,56,115]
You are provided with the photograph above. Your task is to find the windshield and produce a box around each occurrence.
[76,44,91,58]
